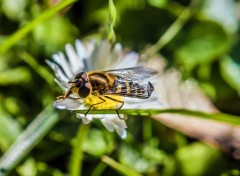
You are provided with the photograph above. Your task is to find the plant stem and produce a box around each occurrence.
[144,2,198,58]
[73,108,240,126]
[101,155,142,176]
[21,52,55,86]
[69,124,90,176]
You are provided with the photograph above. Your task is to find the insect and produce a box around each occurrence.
[57,66,158,119]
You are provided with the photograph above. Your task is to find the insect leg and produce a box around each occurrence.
[85,97,106,116]
[56,95,82,103]
[103,96,125,120]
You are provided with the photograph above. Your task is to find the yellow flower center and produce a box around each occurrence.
[84,94,123,109]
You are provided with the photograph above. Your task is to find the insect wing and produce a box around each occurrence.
[103,66,158,81]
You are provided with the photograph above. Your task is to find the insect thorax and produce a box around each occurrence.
[88,72,115,95]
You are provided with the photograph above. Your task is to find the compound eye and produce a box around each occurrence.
[75,79,83,88]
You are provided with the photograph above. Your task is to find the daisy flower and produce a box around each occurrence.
[47,39,162,138]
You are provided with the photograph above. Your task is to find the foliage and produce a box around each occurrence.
[0,0,240,175]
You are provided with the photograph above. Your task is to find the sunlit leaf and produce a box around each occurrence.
[220,56,240,95]
[174,21,230,71]
[176,142,223,176]
[147,0,168,8]
[118,144,163,173]
[1,0,27,21]
[83,129,114,157]
[33,16,78,54]
[16,158,37,176]
[0,67,31,85]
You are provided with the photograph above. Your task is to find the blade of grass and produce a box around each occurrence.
[0,0,77,55]
[144,0,200,58]
[73,109,240,126]
[20,51,55,86]
[101,155,142,176]
[69,124,90,176]
[91,162,107,176]
[0,105,61,175]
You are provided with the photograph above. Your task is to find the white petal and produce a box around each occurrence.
[100,118,115,132]
[50,62,69,83]
[77,113,92,124]
[76,40,90,72]
[115,127,127,139]
[55,79,69,91]
[76,113,85,119]
[65,44,84,74]
[76,40,87,60]
[85,40,96,58]
[111,116,127,128]
[82,114,93,124]
[53,53,73,79]
[47,60,69,83]
[92,114,104,119]
[53,98,84,110]
[46,60,55,70]
[114,52,139,69]
[92,40,112,70]
[113,43,122,56]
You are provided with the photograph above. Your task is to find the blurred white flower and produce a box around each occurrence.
[47,39,161,138]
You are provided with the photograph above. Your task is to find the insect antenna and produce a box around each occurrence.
[68,81,76,84]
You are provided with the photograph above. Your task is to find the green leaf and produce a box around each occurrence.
[1,0,27,21]
[147,0,168,8]
[0,0,77,55]
[83,129,114,157]
[174,21,230,71]
[118,144,164,173]
[221,169,240,176]
[0,67,31,85]
[32,16,78,54]
[176,142,222,176]
[16,158,37,176]
[220,56,240,95]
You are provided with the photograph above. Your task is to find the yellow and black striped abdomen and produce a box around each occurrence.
[109,79,154,99]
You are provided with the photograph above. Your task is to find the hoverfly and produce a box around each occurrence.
[57,66,158,118]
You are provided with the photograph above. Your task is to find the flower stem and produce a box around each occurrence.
[69,124,90,176]
[143,118,152,141]
[20,51,55,86]
[90,162,107,176]
[107,0,117,42]
[73,109,240,126]
[101,155,142,176]
[144,1,198,57]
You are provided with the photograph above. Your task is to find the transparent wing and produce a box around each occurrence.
[103,66,158,81]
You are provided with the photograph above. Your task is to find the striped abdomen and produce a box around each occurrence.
[110,80,154,99]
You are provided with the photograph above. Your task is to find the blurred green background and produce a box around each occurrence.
[1,0,240,175]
